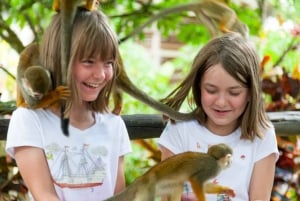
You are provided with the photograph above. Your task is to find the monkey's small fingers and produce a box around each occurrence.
[222,188,236,197]
[55,86,71,99]
[61,90,71,97]
[56,85,70,91]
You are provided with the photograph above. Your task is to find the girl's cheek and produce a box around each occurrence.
[105,69,114,81]
[202,91,214,103]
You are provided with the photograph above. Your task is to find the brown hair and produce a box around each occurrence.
[162,33,269,140]
[40,9,119,113]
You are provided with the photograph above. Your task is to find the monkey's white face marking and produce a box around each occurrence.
[22,78,44,100]
[226,154,233,167]
[219,154,233,169]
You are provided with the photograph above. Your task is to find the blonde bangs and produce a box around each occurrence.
[73,11,117,62]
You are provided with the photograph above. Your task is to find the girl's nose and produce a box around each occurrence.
[93,63,106,80]
[215,94,226,107]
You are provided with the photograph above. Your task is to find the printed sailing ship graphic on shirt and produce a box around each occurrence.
[46,143,107,188]
[217,194,232,201]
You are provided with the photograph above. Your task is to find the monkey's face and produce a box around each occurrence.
[22,66,51,100]
[208,143,233,170]
[218,154,232,170]
[21,78,45,100]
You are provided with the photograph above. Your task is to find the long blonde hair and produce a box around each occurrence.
[40,9,119,113]
[162,33,269,140]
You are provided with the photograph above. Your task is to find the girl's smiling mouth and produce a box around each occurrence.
[83,82,101,88]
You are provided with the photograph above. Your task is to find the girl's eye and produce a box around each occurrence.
[206,90,217,95]
[104,60,114,67]
[204,87,217,94]
[229,91,241,96]
[81,59,94,64]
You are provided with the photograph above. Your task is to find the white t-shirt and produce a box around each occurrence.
[158,120,279,201]
[6,108,132,201]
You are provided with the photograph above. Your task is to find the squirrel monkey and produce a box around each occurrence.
[52,0,98,135]
[54,0,196,122]
[197,0,248,37]
[53,0,195,125]
[119,0,248,43]
[112,0,248,119]
[52,0,99,71]
[105,143,235,201]
[16,43,70,109]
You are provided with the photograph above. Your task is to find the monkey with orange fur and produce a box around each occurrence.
[16,42,70,109]
[16,1,99,110]
[104,143,235,201]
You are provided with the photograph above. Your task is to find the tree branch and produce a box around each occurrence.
[273,38,299,67]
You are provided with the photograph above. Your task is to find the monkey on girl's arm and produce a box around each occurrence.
[16,43,70,109]
[105,143,236,201]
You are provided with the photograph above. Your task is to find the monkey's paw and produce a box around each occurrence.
[54,86,71,100]
[222,187,236,198]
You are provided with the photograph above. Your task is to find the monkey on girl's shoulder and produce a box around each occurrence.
[16,43,70,109]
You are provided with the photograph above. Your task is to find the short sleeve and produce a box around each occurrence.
[254,125,279,162]
[158,121,186,154]
[118,117,132,156]
[5,108,43,157]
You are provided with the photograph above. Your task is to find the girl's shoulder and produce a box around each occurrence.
[259,124,276,141]
[11,107,45,119]
[94,112,125,124]
[167,119,203,130]
[11,108,58,125]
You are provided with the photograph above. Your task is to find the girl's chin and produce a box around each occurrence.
[80,91,100,101]
[82,96,98,102]
[208,116,232,126]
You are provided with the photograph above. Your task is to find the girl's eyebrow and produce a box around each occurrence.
[229,86,245,90]
[203,83,245,89]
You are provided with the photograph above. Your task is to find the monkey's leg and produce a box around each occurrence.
[204,183,236,197]
[189,178,205,201]
[135,179,156,201]
[167,184,184,201]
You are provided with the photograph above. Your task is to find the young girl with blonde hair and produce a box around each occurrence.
[159,33,278,201]
[6,9,131,201]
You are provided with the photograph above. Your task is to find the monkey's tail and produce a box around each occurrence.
[61,103,69,136]
[59,1,78,136]
[117,71,196,121]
